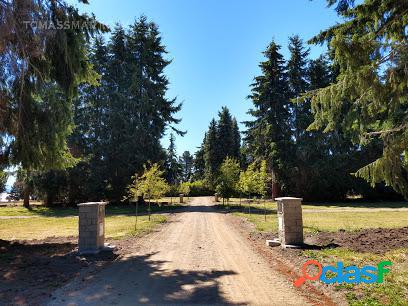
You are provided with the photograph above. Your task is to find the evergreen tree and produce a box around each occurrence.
[8,179,24,201]
[231,118,241,159]
[193,139,206,181]
[165,134,182,185]
[198,107,241,187]
[287,35,310,140]
[0,170,7,193]
[103,17,182,201]
[307,0,408,198]
[0,0,107,206]
[216,107,241,162]
[287,36,316,196]
[180,151,194,182]
[244,41,292,196]
[204,119,219,186]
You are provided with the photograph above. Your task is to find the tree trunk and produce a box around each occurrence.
[272,182,280,200]
[148,198,151,221]
[264,198,266,221]
[134,200,138,231]
[23,184,30,208]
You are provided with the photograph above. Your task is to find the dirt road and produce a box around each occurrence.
[48,197,308,305]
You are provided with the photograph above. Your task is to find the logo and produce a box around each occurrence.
[294,260,392,287]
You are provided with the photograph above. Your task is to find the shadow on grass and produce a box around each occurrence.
[302,200,408,209]
[3,203,185,218]
[50,252,243,305]
[215,204,277,216]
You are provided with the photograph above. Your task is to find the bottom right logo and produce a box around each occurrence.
[294,260,392,287]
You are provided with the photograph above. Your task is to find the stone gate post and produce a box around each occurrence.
[78,202,107,255]
[275,197,303,248]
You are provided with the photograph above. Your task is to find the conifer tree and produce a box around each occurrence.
[231,118,241,159]
[165,134,182,185]
[180,151,194,182]
[0,170,7,193]
[307,0,408,198]
[193,139,206,180]
[0,0,107,206]
[217,107,234,159]
[103,17,182,201]
[244,41,292,196]
[204,119,219,186]
[287,35,310,140]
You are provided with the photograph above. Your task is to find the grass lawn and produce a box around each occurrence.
[0,200,185,217]
[0,200,184,240]
[0,215,167,240]
[225,200,408,233]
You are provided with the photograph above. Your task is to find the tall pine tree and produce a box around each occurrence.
[244,41,292,197]
[165,134,182,185]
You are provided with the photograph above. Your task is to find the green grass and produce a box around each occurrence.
[0,200,183,240]
[303,248,408,306]
[226,201,408,233]
[0,201,184,217]
[0,214,167,240]
[227,198,408,210]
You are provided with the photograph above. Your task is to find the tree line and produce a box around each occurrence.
[1,0,406,204]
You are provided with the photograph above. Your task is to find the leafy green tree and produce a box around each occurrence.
[256,160,269,198]
[127,163,170,220]
[307,0,408,198]
[180,151,194,182]
[244,41,292,196]
[238,162,259,198]
[216,157,240,204]
[178,182,191,199]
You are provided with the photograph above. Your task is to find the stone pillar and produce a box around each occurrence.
[214,193,219,202]
[276,197,303,247]
[179,194,184,204]
[78,202,107,255]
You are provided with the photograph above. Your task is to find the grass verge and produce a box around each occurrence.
[225,201,408,233]
[0,214,167,240]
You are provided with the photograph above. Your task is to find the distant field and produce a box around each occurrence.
[0,200,184,240]
[225,200,408,233]
[0,215,167,240]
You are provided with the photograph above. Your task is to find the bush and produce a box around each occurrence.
[188,180,214,196]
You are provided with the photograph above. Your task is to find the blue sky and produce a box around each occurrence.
[67,0,341,155]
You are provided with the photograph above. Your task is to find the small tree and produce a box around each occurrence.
[216,157,240,205]
[128,163,170,221]
[178,182,191,201]
[238,161,263,214]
